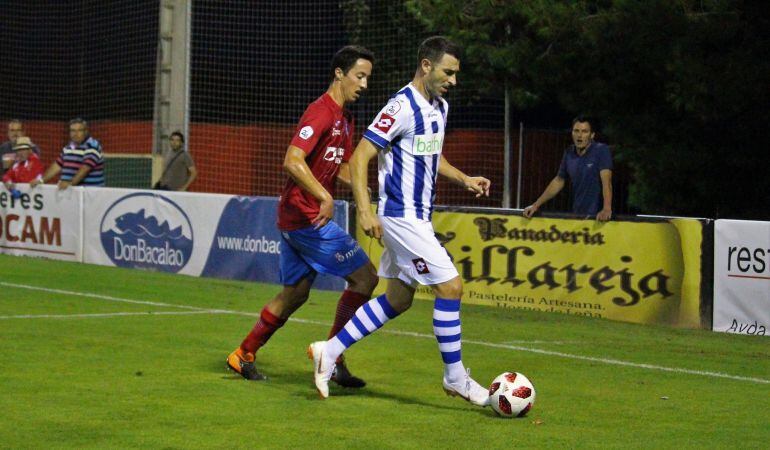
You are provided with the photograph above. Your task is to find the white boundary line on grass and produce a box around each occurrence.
[3,281,769,385]
[0,311,219,320]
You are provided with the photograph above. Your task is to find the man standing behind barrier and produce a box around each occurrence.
[226,46,378,387]
[523,117,613,221]
[154,131,197,191]
[33,118,105,189]
[309,36,492,407]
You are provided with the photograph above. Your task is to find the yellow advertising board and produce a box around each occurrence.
[357,210,703,327]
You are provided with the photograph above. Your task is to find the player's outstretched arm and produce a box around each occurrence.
[523,176,565,218]
[350,139,382,239]
[32,161,62,187]
[438,155,490,198]
[596,169,613,221]
[283,145,334,228]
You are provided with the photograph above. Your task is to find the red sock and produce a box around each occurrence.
[328,290,370,339]
[240,306,287,354]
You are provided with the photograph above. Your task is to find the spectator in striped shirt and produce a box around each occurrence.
[33,118,105,189]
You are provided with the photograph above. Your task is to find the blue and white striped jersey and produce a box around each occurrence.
[363,83,448,220]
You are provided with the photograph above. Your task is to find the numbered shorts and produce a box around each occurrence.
[378,216,459,287]
[279,221,369,286]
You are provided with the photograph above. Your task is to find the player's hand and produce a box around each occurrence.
[57,180,70,190]
[596,208,612,222]
[358,209,382,240]
[312,196,334,229]
[29,179,42,188]
[522,203,539,218]
[464,176,490,197]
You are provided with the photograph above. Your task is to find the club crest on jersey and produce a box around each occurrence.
[298,126,314,140]
[412,257,430,274]
[374,113,395,133]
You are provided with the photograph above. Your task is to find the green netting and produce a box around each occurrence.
[104,155,152,189]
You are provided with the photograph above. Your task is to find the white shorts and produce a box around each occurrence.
[378,216,459,287]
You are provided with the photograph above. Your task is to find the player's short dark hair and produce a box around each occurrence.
[170,131,185,142]
[330,45,374,81]
[69,117,88,129]
[417,36,461,67]
[572,116,596,132]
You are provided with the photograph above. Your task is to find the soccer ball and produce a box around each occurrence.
[488,372,536,418]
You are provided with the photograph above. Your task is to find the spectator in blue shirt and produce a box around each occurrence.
[523,116,613,221]
[33,118,105,189]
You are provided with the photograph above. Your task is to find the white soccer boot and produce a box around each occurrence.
[442,368,491,407]
[307,341,335,399]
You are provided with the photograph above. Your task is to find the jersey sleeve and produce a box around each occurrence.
[182,151,195,168]
[289,103,332,155]
[598,145,613,171]
[30,157,44,179]
[55,147,65,167]
[2,168,13,183]
[363,97,411,150]
[557,151,569,179]
[82,142,103,168]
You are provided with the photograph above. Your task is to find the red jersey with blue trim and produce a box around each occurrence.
[277,93,354,231]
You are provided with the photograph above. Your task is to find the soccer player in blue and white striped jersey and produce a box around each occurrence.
[309,36,492,407]
[35,118,104,189]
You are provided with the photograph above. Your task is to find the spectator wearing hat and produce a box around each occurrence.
[154,131,196,191]
[33,118,104,190]
[0,119,41,176]
[2,137,44,194]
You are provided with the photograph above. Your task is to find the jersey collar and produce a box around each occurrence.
[321,92,344,113]
[407,83,440,109]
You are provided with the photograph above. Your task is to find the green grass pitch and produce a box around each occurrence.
[0,254,768,449]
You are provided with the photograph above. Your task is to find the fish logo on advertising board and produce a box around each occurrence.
[99,193,194,272]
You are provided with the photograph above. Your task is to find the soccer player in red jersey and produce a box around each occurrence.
[227,46,377,387]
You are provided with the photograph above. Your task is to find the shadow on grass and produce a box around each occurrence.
[211,359,493,417]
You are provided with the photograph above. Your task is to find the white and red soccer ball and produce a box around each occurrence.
[488,372,536,418]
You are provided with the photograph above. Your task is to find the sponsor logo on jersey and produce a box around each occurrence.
[412,257,430,274]
[413,133,444,156]
[298,126,314,140]
[323,146,344,164]
[374,113,395,133]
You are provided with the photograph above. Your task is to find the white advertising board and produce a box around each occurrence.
[713,219,770,336]
[0,184,82,261]
[81,188,348,290]
[82,188,231,276]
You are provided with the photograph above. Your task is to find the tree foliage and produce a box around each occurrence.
[407,0,770,218]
